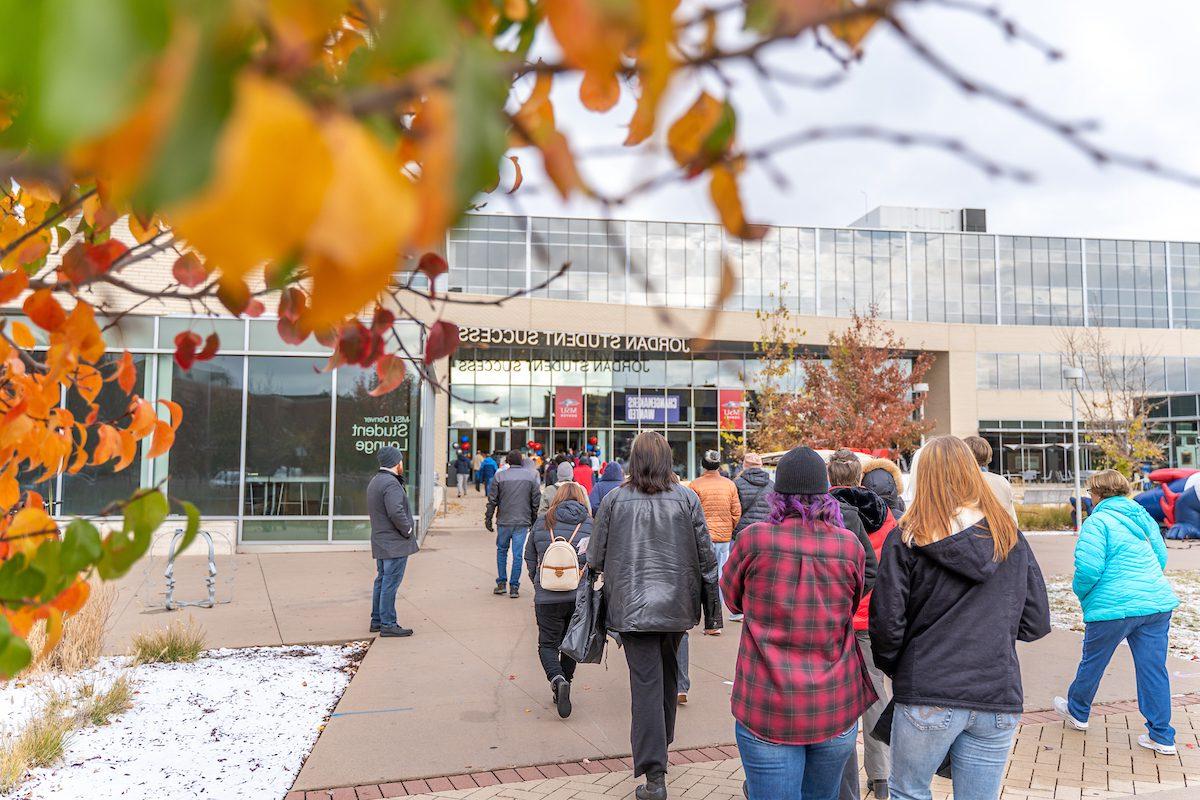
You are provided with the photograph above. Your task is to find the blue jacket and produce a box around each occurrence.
[589,462,624,514]
[479,457,498,482]
[1072,495,1178,623]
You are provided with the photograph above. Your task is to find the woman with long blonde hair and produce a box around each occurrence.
[868,436,1051,800]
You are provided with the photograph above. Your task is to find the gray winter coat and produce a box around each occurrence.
[367,470,418,559]
[732,467,774,536]
[588,483,722,633]
[524,499,591,604]
[485,467,540,529]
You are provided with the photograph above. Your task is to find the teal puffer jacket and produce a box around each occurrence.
[1072,495,1178,623]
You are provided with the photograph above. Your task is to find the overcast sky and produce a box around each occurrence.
[490,2,1200,241]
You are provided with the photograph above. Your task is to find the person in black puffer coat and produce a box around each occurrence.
[863,457,906,517]
[822,451,878,594]
[732,453,774,539]
[525,482,591,719]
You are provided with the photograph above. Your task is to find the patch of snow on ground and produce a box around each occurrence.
[1045,570,1200,662]
[1,643,363,800]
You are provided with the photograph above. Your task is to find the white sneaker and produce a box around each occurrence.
[1053,696,1089,731]
[1137,734,1177,756]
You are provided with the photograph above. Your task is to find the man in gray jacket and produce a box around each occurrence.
[485,449,541,598]
[368,446,417,637]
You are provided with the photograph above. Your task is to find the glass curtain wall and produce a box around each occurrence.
[11,313,424,545]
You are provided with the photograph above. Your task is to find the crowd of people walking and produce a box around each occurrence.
[396,427,1183,800]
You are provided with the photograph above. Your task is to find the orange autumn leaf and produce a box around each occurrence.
[75,364,103,404]
[127,214,161,244]
[115,429,138,471]
[23,289,67,332]
[0,269,28,303]
[580,69,621,113]
[169,74,333,282]
[128,398,158,438]
[0,462,18,510]
[369,354,408,396]
[666,92,725,169]
[709,163,767,240]
[114,350,137,394]
[50,580,90,617]
[147,419,175,459]
[9,321,35,348]
[6,507,57,557]
[544,0,626,111]
[92,424,122,465]
[39,608,63,659]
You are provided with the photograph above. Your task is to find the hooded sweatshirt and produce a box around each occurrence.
[589,461,624,514]
[862,458,905,517]
[1073,495,1178,623]
[868,518,1051,713]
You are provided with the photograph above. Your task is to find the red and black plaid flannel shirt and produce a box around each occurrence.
[719,517,878,745]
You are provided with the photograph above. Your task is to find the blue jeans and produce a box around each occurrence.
[1067,611,1175,745]
[496,526,529,586]
[736,720,857,800]
[370,556,409,628]
[712,540,741,619]
[890,705,1018,800]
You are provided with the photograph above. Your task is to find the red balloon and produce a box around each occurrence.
[588,436,598,445]
[527,440,536,448]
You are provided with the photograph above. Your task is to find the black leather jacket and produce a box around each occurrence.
[588,483,722,633]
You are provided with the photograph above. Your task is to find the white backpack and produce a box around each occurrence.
[540,522,584,592]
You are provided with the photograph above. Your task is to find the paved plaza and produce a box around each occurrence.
[103,495,1200,798]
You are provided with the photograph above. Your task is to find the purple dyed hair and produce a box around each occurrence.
[767,491,845,528]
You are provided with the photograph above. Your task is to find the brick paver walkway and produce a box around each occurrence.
[293,697,1200,800]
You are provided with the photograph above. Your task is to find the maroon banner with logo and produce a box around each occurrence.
[555,386,584,429]
[718,389,745,431]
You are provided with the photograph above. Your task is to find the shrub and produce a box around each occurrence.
[1017,503,1073,531]
[81,675,133,727]
[25,583,117,676]
[0,709,75,792]
[130,618,206,665]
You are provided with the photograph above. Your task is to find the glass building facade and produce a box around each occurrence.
[447,214,1200,329]
[14,314,427,545]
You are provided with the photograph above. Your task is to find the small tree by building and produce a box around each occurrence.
[1059,329,1165,478]
[745,307,934,454]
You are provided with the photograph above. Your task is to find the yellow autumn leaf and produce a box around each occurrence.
[710,163,766,241]
[304,116,417,325]
[169,75,333,281]
[268,0,349,54]
[624,0,680,146]
[826,1,882,50]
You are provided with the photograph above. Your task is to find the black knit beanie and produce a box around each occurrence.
[773,446,830,495]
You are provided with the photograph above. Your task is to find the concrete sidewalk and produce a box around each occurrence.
[101,494,1200,793]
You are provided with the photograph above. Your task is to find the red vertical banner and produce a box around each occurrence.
[718,389,745,431]
[555,386,584,429]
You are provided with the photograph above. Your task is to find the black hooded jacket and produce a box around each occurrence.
[863,464,905,516]
[868,520,1051,714]
[829,489,879,594]
[732,467,774,536]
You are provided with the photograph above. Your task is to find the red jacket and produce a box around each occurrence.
[573,463,593,492]
[853,509,896,631]
[720,517,878,745]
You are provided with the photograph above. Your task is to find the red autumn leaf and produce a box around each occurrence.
[114,350,137,394]
[371,306,395,335]
[334,321,374,367]
[278,287,306,322]
[417,252,448,282]
[277,316,309,345]
[84,240,127,273]
[173,331,202,370]
[23,289,67,331]
[244,299,265,318]
[424,320,460,364]
[0,270,29,304]
[369,354,408,396]
[197,333,219,362]
[314,327,337,349]
[172,253,206,288]
[507,155,524,194]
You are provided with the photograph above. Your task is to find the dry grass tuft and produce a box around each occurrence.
[25,583,118,676]
[130,617,206,665]
[81,671,132,729]
[1016,503,1072,531]
[0,707,75,792]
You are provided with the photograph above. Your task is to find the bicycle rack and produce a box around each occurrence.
[164,528,217,611]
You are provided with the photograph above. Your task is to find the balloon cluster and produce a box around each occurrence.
[526,440,543,452]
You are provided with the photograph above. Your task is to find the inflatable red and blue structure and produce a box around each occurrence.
[1134,468,1200,539]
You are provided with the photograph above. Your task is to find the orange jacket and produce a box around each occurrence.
[691,470,741,543]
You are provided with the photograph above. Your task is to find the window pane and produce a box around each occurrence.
[245,357,331,516]
[334,365,418,515]
[61,353,147,514]
[160,355,244,515]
